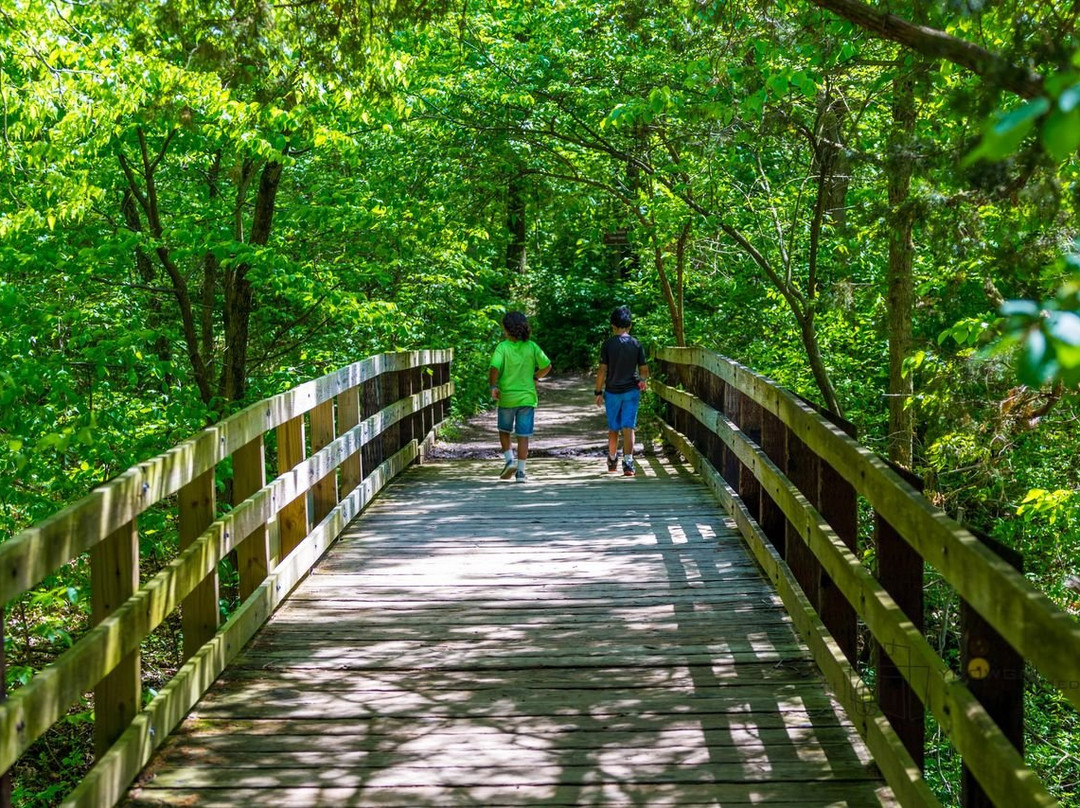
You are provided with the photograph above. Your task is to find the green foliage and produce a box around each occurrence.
[527,266,623,371]
[5,0,1080,805]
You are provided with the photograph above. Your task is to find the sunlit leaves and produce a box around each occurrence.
[1018,488,1076,524]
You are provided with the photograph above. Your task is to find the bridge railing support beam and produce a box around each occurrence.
[960,530,1025,808]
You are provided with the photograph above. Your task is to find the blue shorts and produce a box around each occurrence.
[497,406,536,437]
[604,389,641,431]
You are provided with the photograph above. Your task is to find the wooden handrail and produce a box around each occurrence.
[0,350,453,808]
[655,346,1076,808]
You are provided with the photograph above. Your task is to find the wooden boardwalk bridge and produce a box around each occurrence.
[4,349,1080,807]
[129,456,891,806]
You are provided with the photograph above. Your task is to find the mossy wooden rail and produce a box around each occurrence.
[0,350,452,808]
[654,346,1080,808]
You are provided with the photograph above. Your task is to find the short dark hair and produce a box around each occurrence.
[610,306,632,328]
[502,310,531,341]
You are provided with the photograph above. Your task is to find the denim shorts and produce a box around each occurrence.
[604,388,641,431]
[497,406,536,437]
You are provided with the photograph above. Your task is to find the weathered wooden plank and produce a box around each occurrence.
[199,661,822,691]
[191,686,840,720]
[125,782,896,808]
[140,759,882,789]
[173,709,860,737]
[247,614,797,638]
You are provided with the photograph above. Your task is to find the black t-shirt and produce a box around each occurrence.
[600,334,647,393]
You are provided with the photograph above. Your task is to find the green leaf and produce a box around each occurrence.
[1017,328,1052,386]
[1000,299,1040,318]
[1041,107,1080,161]
[1047,310,1080,345]
[1048,311,1080,368]
[1060,83,1080,112]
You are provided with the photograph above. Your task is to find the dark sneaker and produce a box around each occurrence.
[622,460,636,477]
[606,455,619,473]
[515,470,527,483]
[499,462,517,480]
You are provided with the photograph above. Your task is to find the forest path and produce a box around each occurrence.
[430,372,618,460]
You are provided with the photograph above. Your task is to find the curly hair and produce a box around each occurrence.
[502,311,531,341]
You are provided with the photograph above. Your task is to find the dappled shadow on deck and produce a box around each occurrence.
[125,456,894,807]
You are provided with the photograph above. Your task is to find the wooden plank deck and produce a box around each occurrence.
[125,455,896,807]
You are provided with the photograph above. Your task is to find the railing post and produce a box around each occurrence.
[276,415,309,558]
[437,357,451,424]
[337,384,362,496]
[961,530,1024,808]
[722,382,741,488]
[90,519,141,756]
[420,360,435,447]
[179,468,218,661]
[785,430,821,605]
[233,435,270,601]
[310,398,338,523]
[874,465,926,769]
[816,413,859,665]
[381,369,401,461]
[362,374,383,475]
[758,407,787,557]
[705,370,724,472]
[816,458,858,663]
[738,397,763,517]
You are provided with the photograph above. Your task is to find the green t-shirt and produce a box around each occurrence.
[490,339,551,408]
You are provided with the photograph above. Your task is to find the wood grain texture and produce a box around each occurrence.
[124,456,895,807]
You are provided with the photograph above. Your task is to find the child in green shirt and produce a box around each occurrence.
[489,311,551,482]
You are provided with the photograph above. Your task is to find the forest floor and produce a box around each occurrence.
[430,371,624,460]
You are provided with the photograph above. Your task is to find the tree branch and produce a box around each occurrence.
[805,0,1044,98]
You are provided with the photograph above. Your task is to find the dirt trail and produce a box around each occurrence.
[429,372,612,460]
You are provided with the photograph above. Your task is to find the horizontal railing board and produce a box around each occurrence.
[656,377,1058,808]
[0,350,451,605]
[657,347,1080,715]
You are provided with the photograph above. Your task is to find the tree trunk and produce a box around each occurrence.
[797,309,843,417]
[886,62,919,467]
[504,170,527,274]
[121,189,171,370]
[222,160,283,403]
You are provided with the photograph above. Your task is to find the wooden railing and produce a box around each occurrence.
[654,346,1080,808]
[0,350,453,808]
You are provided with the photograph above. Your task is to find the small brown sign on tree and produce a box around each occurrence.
[603,228,628,246]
